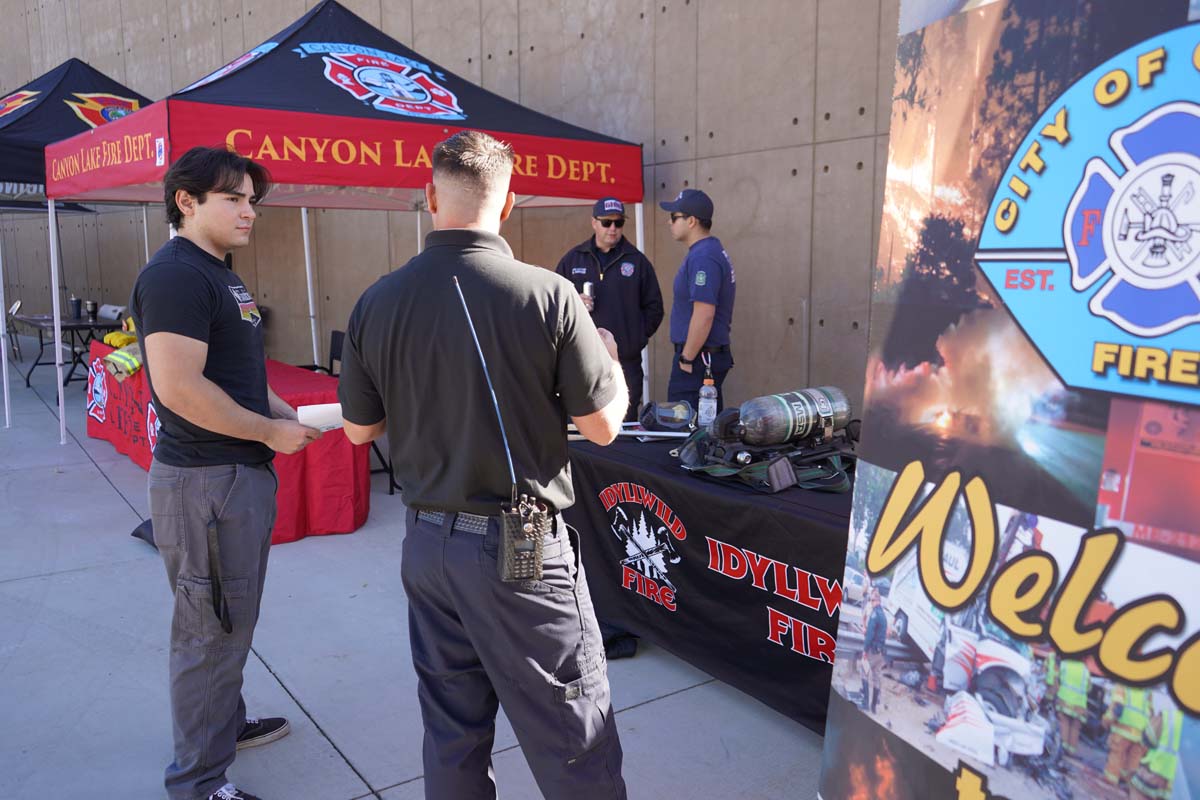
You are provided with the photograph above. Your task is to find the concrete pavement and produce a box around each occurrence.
[0,335,824,799]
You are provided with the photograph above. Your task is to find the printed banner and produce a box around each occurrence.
[175,101,642,202]
[565,441,850,732]
[818,3,1200,799]
[45,100,168,199]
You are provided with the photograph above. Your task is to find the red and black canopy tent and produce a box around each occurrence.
[0,58,150,433]
[44,0,644,443]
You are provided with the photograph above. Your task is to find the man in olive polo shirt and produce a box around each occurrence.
[338,130,629,800]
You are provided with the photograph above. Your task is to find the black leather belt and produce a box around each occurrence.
[674,343,729,353]
[415,509,491,534]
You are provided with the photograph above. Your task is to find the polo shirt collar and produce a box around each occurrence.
[424,228,513,258]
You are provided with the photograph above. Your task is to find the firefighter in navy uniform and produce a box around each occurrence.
[661,188,736,412]
[556,198,663,421]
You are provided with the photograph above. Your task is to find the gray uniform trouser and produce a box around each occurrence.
[148,459,278,800]
[402,508,627,800]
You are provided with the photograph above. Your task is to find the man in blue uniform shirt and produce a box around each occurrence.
[661,188,736,411]
[556,198,663,420]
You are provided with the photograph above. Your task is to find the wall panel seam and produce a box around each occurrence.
[693,0,699,164]
[873,0,884,134]
[118,0,129,83]
[644,133,881,169]
[806,0,821,388]
[22,0,35,81]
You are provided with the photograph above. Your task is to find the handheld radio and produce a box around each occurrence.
[452,276,550,581]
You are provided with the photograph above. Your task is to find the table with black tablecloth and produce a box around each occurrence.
[566,439,851,733]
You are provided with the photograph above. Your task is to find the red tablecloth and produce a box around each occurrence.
[85,341,370,544]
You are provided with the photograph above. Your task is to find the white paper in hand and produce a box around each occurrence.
[297,402,343,432]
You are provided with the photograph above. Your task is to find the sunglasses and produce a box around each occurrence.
[596,218,625,228]
[670,213,690,223]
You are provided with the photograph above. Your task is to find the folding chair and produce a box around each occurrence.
[6,300,22,362]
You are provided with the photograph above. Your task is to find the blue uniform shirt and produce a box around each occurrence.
[668,236,736,346]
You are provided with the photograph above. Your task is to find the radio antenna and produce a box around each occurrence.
[452,276,518,506]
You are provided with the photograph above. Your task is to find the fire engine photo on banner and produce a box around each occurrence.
[817,2,1200,799]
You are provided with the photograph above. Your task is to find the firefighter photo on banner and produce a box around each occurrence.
[818,2,1200,799]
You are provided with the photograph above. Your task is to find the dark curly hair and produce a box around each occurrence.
[164,146,271,229]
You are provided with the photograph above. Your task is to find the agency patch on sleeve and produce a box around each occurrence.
[694,270,707,287]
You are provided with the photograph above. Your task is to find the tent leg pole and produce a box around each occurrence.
[416,207,423,254]
[142,204,150,261]
[48,201,67,446]
[0,226,10,430]
[635,202,649,408]
[301,208,320,366]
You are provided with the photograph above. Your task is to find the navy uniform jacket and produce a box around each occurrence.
[554,236,664,362]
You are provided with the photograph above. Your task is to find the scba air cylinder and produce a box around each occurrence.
[736,387,851,446]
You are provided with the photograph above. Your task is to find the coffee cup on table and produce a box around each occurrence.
[85,299,98,322]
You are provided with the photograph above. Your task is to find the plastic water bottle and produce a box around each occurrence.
[698,378,718,428]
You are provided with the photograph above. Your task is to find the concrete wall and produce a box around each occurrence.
[1,0,899,411]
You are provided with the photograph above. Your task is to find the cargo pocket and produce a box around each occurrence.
[147,478,185,549]
[554,660,614,763]
[172,576,211,646]
[172,575,249,649]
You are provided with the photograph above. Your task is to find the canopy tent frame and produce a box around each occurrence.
[0,58,148,434]
[1,241,9,429]
[43,0,645,441]
[29,200,153,444]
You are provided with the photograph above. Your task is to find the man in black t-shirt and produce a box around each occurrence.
[131,147,319,800]
[338,131,630,799]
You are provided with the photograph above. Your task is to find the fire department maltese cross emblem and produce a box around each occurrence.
[1065,102,1200,336]
[304,43,465,121]
[86,357,108,422]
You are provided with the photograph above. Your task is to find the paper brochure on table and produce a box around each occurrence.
[297,402,343,432]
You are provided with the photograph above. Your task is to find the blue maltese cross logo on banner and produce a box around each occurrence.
[1065,102,1200,337]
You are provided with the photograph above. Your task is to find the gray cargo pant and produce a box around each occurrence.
[148,459,278,800]
[402,508,627,800]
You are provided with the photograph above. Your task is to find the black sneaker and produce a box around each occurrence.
[208,785,261,800]
[236,716,291,750]
[604,634,639,660]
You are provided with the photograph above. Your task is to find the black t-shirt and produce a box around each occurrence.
[338,228,618,516]
[130,237,272,467]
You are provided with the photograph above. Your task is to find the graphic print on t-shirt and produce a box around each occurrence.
[228,284,262,327]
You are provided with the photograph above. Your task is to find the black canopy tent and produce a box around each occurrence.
[0,58,149,433]
[45,0,648,440]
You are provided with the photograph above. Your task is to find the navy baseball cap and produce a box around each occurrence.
[593,197,625,217]
[659,188,713,219]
